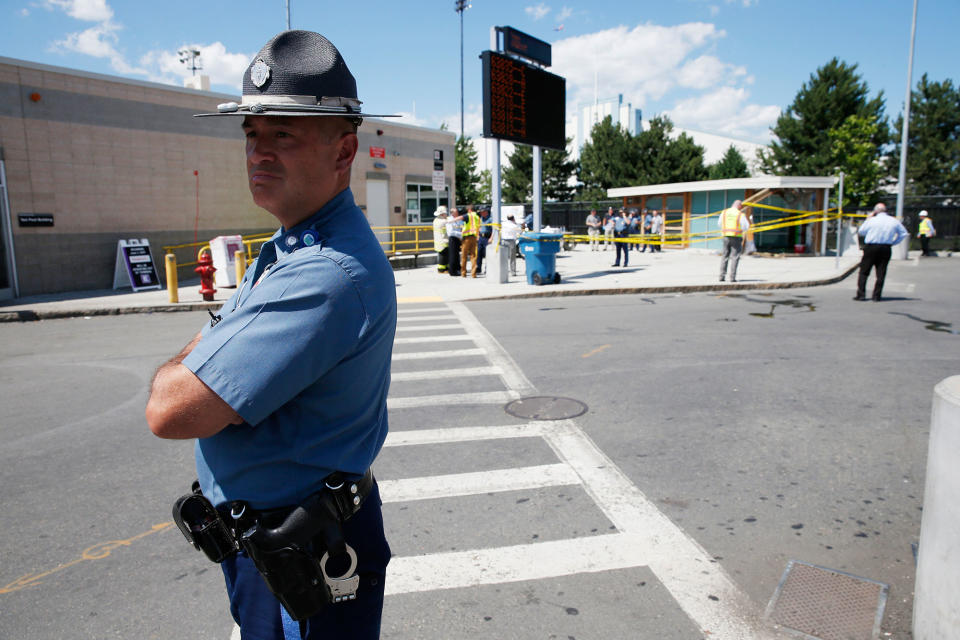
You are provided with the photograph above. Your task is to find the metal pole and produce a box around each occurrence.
[533,146,542,232]
[459,7,464,140]
[285,0,291,29]
[820,187,829,255]
[896,0,919,222]
[835,172,844,269]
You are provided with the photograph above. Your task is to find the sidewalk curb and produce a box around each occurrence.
[0,263,859,323]
[465,262,860,302]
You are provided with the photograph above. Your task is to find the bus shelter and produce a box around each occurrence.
[608,176,838,254]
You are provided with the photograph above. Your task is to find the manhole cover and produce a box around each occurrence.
[504,396,587,420]
[765,560,889,640]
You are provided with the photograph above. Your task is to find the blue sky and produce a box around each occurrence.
[2,0,957,145]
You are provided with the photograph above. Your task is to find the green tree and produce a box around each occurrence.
[707,145,750,179]
[501,139,577,202]
[829,114,885,207]
[887,74,960,197]
[759,58,888,177]
[502,143,533,203]
[577,115,638,200]
[476,169,494,204]
[634,115,707,184]
[455,135,482,205]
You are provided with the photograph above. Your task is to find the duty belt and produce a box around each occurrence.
[171,469,375,620]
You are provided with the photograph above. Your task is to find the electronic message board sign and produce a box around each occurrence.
[481,50,565,151]
[502,27,552,67]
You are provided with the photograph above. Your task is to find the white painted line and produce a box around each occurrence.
[378,463,580,503]
[447,302,536,396]
[385,533,644,595]
[387,390,518,410]
[397,306,448,316]
[394,334,471,344]
[397,314,456,323]
[383,423,547,447]
[395,323,463,333]
[392,348,485,361]
[391,365,501,382]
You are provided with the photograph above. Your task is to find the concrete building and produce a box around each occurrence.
[570,93,642,158]
[0,56,454,299]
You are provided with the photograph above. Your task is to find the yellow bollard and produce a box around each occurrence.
[165,253,179,303]
[234,250,246,285]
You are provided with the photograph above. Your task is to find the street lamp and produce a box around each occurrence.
[454,0,471,140]
[177,48,202,76]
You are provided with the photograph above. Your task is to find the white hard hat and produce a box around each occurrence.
[918,210,928,217]
[436,205,448,215]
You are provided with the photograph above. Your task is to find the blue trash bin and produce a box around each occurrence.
[518,232,563,285]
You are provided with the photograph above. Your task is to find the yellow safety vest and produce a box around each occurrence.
[919,218,932,237]
[721,207,744,238]
[462,211,481,237]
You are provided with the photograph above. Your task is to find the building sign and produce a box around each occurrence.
[112,239,161,292]
[501,27,552,67]
[18,213,54,227]
[481,50,566,150]
[369,146,386,158]
[432,149,445,190]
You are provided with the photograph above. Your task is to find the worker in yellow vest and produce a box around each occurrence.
[718,200,750,282]
[433,206,449,273]
[460,205,481,278]
[918,210,936,256]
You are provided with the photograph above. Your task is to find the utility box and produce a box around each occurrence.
[209,235,244,288]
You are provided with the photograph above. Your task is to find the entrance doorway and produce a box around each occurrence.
[366,179,390,246]
[0,157,17,300]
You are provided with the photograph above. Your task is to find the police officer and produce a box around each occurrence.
[146,30,397,639]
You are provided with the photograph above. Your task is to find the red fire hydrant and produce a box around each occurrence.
[195,251,217,301]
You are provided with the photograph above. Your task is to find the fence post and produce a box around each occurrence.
[914,375,960,638]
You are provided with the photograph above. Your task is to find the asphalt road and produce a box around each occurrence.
[0,256,956,639]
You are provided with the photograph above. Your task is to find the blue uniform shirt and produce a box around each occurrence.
[858,213,908,246]
[182,188,397,509]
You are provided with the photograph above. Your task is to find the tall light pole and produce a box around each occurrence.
[895,0,919,223]
[454,0,471,140]
[177,48,202,76]
[286,1,291,29]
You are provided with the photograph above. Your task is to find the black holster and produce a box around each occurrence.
[171,481,239,563]
[171,471,373,621]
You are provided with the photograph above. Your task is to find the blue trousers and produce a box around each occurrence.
[221,483,391,640]
[614,240,629,267]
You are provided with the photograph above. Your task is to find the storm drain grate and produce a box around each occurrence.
[765,561,889,640]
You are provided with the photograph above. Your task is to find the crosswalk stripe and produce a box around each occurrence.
[394,334,470,344]
[397,306,448,315]
[387,390,518,409]
[378,463,580,503]
[392,348,484,361]
[397,314,456,323]
[383,423,546,446]
[395,323,462,333]
[390,365,501,382]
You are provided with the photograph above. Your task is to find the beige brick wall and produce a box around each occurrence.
[0,58,454,297]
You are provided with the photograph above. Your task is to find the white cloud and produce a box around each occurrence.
[42,0,113,22]
[525,3,550,20]
[557,6,573,22]
[553,22,726,108]
[709,5,720,16]
[666,86,779,141]
[676,55,746,90]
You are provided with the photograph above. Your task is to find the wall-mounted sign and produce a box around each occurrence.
[369,146,386,158]
[481,50,566,150]
[18,213,54,227]
[112,239,161,292]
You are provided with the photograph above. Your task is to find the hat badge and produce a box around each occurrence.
[250,58,271,88]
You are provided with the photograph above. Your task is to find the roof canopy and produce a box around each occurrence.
[608,176,838,198]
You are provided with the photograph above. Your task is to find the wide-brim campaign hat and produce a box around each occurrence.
[196,30,398,118]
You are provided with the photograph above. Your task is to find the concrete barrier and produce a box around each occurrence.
[914,375,960,639]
